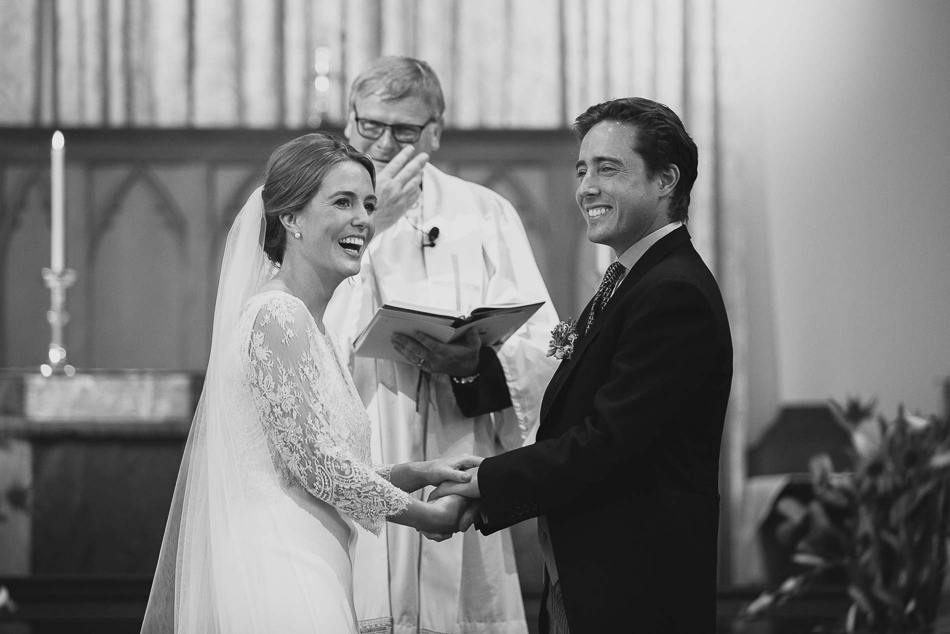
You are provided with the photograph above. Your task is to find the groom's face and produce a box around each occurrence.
[575,121,669,255]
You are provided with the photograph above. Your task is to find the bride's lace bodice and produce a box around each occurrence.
[236,290,410,535]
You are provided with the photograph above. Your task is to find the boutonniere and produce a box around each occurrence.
[547,319,578,360]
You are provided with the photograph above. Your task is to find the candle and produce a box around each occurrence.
[51,131,65,273]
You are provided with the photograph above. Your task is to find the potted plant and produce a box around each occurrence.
[738,397,950,633]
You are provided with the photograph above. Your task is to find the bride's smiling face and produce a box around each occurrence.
[292,160,376,283]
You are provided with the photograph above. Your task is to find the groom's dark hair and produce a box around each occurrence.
[261,133,375,264]
[573,97,698,223]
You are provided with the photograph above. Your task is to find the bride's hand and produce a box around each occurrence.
[425,494,467,535]
[385,455,482,494]
[422,453,483,487]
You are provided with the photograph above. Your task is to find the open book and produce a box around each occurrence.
[353,299,545,362]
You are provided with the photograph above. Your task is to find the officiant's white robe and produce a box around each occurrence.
[326,164,558,634]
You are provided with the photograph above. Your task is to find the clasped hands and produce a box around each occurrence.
[419,455,483,542]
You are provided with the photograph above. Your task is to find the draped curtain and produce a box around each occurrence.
[0,0,750,584]
[2,0,714,131]
[0,0,726,346]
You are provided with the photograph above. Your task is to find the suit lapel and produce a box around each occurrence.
[539,226,692,422]
[539,295,595,420]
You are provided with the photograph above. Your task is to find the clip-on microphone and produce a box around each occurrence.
[422,226,440,248]
[404,213,439,247]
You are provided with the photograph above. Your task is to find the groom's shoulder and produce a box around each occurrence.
[626,252,724,323]
[648,239,716,284]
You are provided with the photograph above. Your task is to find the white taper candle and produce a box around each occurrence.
[51,130,65,273]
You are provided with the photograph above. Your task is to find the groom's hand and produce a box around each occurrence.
[421,498,483,541]
[428,467,480,501]
[423,493,468,538]
[422,454,483,488]
[458,500,483,533]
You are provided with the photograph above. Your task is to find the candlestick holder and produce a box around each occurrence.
[41,267,77,377]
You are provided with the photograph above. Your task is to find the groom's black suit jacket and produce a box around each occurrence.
[477,227,733,633]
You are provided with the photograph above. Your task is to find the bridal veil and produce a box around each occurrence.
[141,187,275,632]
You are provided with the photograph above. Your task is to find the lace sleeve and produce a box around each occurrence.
[247,296,411,534]
[375,464,395,482]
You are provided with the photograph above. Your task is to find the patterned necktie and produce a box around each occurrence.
[583,261,626,336]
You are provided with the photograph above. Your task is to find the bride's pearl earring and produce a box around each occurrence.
[293,231,301,239]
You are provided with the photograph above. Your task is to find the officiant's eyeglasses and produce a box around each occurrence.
[353,106,436,144]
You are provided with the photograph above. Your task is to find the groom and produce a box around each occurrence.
[434,97,733,632]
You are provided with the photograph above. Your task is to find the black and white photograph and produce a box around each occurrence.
[0,1,948,632]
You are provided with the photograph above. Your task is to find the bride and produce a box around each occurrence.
[141,133,477,633]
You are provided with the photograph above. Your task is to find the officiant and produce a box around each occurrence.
[325,56,559,634]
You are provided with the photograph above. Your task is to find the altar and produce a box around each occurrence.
[0,369,201,577]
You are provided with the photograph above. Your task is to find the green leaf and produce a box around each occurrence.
[871,576,903,609]
[848,584,875,618]
[930,451,950,469]
[792,552,828,567]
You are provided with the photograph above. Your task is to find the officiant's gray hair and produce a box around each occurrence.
[349,56,445,122]
[261,133,375,264]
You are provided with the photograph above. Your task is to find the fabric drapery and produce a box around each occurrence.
[2,0,717,133]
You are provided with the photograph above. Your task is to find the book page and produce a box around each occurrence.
[353,301,544,362]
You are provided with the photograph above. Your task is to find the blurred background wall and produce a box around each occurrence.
[723,0,950,434]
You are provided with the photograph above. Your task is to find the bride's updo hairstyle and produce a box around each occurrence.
[261,132,376,264]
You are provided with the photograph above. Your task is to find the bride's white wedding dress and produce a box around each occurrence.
[142,188,410,633]
[228,290,412,631]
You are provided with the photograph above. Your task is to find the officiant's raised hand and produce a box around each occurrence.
[370,145,429,233]
[392,329,481,376]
